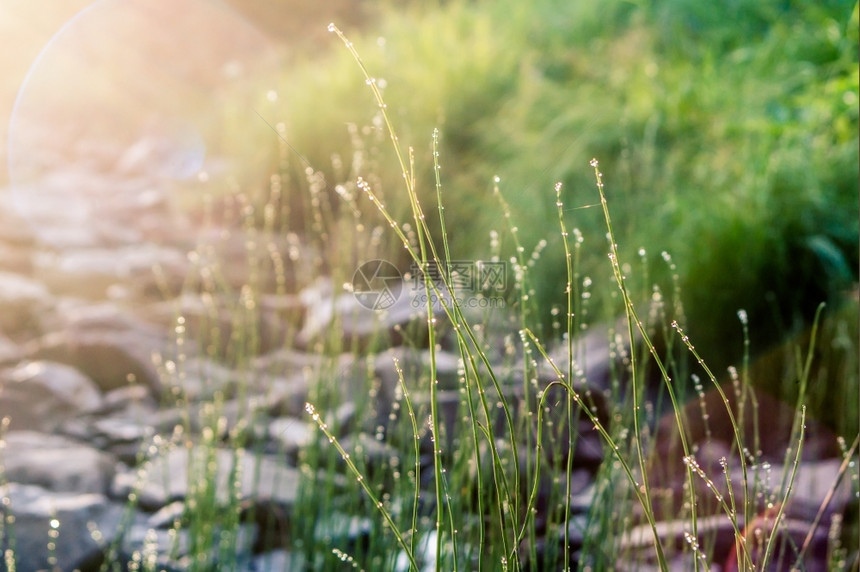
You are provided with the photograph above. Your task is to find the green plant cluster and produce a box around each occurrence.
[267,0,858,370]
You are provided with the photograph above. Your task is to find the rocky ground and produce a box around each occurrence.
[0,162,855,572]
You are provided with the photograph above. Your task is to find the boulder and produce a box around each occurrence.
[0,332,23,366]
[33,243,188,300]
[0,270,53,338]
[112,445,300,512]
[26,302,170,395]
[0,483,124,572]
[145,290,303,360]
[296,278,430,349]
[1,431,116,494]
[0,361,103,432]
[60,385,160,464]
[267,417,314,461]
[0,239,33,275]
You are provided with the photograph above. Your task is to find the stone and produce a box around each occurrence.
[1,431,116,494]
[267,417,314,461]
[296,278,433,348]
[59,385,160,464]
[544,321,616,392]
[0,270,53,338]
[0,361,104,432]
[33,243,188,300]
[146,290,302,360]
[14,360,103,411]
[374,346,461,392]
[264,373,314,418]
[0,331,23,367]
[649,383,844,518]
[0,239,33,275]
[0,483,124,572]
[249,550,304,571]
[160,355,238,403]
[0,192,37,247]
[26,302,170,395]
[112,445,300,511]
[622,457,853,569]
[97,384,159,417]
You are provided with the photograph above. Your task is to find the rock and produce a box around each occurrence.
[146,290,302,360]
[296,278,433,349]
[649,383,844,518]
[26,302,170,395]
[0,239,33,275]
[265,352,396,435]
[0,270,53,338]
[0,192,37,247]
[14,360,103,410]
[0,483,124,572]
[112,511,257,572]
[622,458,853,570]
[374,346,461,392]
[250,550,305,571]
[1,431,116,494]
[160,355,238,403]
[0,361,104,432]
[267,417,314,461]
[544,322,616,392]
[98,384,159,417]
[252,347,324,377]
[59,385,160,464]
[264,373,314,418]
[112,445,300,511]
[0,332,23,366]
[33,243,188,300]
[86,417,159,465]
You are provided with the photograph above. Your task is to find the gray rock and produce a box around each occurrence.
[33,243,187,300]
[0,332,23,367]
[26,302,169,395]
[252,347,324,377]
[0,239,33,275]
[115,510,257,572]
[264,373,314,418]
[98,384,159,417]
[113,446,300,511]
[1,431,116,494]
[146,291,302,359]
[0,483,124,572]
[296,278,431,348]
[374,346,462,392]
[249,550,305,571]
[0,192,37,246]
[160,355,238,403]
[268,417,314,461]
[59,385,160,464]
[14,360,103,411]
[0,270,53,338]
[0,361,103,432]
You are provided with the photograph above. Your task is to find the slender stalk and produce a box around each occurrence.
[306,403,419,570]
[590,159,674,570]
[555,181,577,571]
[393,358,424,559]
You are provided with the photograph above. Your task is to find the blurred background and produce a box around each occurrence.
[1,0,857,426]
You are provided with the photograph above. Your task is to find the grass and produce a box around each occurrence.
[287,22,858,569]
[0,1,856,570]
[260,0,858,373]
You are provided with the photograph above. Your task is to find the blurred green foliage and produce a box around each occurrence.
[267,0,857,375]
